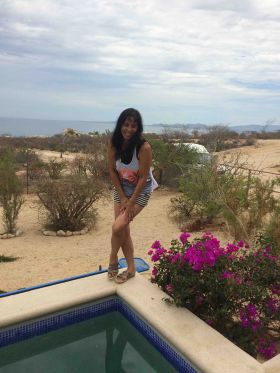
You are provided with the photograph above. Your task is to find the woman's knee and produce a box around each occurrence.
[112,221,127,236]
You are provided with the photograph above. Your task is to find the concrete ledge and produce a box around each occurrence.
[0,273,115,328]
[263,354,280,373]
[0,272,278,373]
[117,274,264,373]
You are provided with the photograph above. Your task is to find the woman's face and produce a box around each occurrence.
[121,117,138,142]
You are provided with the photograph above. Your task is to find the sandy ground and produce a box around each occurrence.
[1,139,280,292]
[1,190,221,292]
[218,139,280,180]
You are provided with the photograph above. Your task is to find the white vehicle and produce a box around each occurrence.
[173,142,211,165]
[173,142,226,172]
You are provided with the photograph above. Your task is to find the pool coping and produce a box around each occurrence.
[0,273,279,373]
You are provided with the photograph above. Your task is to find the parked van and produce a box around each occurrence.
[173,142,211,166]
[173,142,226,172]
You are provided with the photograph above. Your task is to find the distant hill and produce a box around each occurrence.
[230,124,280,133]
[146,123,280,134]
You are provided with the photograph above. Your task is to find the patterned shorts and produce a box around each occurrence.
[113,189,151,207]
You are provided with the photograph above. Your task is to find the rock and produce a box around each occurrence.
[65,231,73,236]
[7,233,15,239]
[73,231,81,236]
[80,227,89,235]
[15,229,23,237]
[43,230,56,236]
[57,230,66,237]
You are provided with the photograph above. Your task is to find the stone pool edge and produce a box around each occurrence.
[0,272,278,373]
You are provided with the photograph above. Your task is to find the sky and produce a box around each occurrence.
[0,0,280,126]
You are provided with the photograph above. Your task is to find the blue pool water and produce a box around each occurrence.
[0,312,177,372]
[0,297,198,373]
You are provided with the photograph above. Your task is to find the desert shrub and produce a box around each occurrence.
[0,151,24,233]
[168,162,222,227]
[86,155,110,186]
[14,148,40,165]
[37,175,104,231]
[43,159,67,179]
[85,139,111,186]
[199,125,239,152]
[148,232,280,359]
[243,137,257,146]
[70,156,88,176]
[257,208,280,257]
[149,139,199,186]
[169,153,280,241]
[27,160,46,180]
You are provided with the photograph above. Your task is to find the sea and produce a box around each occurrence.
[0,117,280,137]
[0,117,178,137]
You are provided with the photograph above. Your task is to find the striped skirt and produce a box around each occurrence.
[113,188,151,207]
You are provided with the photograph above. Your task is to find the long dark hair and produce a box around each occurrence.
[111,108,144,159]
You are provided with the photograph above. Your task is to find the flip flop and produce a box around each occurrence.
[114,270,135,284]
[108,263,119,280]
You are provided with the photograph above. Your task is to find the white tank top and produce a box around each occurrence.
[116,147,158,195]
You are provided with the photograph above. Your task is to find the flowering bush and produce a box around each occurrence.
[148,232,280,359]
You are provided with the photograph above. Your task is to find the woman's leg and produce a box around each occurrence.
[109,203,124,266]
[121,225,135,273]
[110,203,144,274]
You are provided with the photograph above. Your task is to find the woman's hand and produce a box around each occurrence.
[125,200,135,222]
[120,196,129,213]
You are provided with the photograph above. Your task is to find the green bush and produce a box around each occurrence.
[257,208,280,257]
[169,158,280,242]
[43,159,67,179]
[37,175,104,231]
[149,232,280,359]
[0,151,24,233]
[149,139,199,186]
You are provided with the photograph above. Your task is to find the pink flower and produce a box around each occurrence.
[239,303,262,331]
[151,267,158,277]
[270,285,280,295]
[266,297,279,313]
[166,283,174,294]
[148,249,153,255]
[151,240,161,249]
[257,338,277,359]
[179,232,191,245]
[171,252,181,263]
[235,276,242,285]
[195,294,204,305]
[206,319,214,326]
[221,271,234,280]
[151,247,166,262]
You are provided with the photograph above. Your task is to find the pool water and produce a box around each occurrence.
[0,311,178,373]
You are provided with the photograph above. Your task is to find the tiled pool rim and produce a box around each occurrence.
[0,296,197,373]
[0,273,279,373]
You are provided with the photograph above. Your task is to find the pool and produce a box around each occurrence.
[0,297,197,372]
[0,272,267,373]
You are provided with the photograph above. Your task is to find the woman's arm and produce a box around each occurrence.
[107,142,127,204]
[126,142,152,218]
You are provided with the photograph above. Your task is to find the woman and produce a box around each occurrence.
[107,108,157,284]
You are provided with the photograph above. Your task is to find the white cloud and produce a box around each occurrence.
[0,0,280,124]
